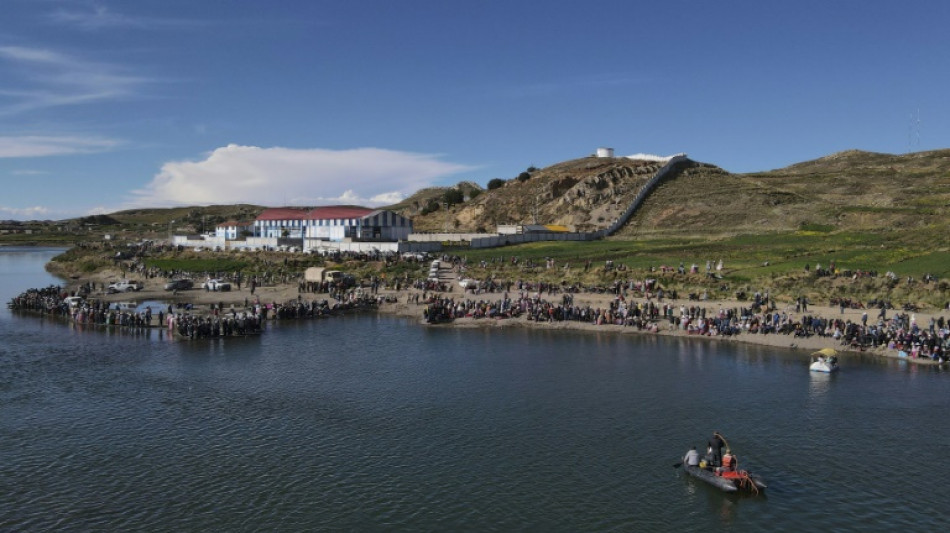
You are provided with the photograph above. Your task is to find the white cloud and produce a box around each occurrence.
[0,205,50,219]
[0,135,120,157]
[47,4,199,31]
[48,4,143,30]
[0,45,149,116]
[129,144,475,208]
[370,191,407,204]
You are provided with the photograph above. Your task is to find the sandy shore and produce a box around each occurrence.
[75,273,947,366]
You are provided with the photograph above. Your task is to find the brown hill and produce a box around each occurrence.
[402,157,690,233]
[386,181,484,219]
[401,149,950,241]
[107,204,265,236]
[24,149,948,245]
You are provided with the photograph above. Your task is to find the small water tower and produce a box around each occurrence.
[596,147,614,158]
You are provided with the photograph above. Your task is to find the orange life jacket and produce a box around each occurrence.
[722,454,735,470]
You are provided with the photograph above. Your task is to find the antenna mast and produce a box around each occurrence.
[908,107,921,153]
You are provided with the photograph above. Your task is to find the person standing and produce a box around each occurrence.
[708,431,726,467]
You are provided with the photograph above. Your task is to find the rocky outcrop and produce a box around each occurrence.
[402,156,702,233]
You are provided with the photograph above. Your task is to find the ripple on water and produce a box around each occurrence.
[2,304,950,530]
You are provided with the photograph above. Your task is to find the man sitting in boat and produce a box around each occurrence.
[683,446,700,467]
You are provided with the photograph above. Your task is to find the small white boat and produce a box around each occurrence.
[810,348,839,372]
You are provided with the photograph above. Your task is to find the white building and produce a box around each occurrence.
[254,208,310,239]
[215,220,254,240]
[304,207,412,242]
[253,206,412,242]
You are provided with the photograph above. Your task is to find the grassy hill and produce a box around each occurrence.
[403,149,950,240]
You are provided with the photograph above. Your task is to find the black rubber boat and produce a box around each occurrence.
[683,464,767,494]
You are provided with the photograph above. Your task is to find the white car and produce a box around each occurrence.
[64,296,85,308]
[108,280,143,293]
[458,278,477,289]
[201,278,232,291]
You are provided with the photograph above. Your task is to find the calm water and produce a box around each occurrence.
[2,247,949,531]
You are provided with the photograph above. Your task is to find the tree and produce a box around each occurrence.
[517,172,531,182]
[487,178,505,190]
[443,188,464,206]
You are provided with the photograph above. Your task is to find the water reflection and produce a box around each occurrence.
[807,371,835,398]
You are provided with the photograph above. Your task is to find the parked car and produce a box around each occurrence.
[64,296,85,308]
[107,280,143,293]
[163,279,194,291]
[201,278,232,291]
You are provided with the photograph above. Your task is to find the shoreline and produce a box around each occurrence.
[48,272,947,366]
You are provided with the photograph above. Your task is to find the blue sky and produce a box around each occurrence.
[1,0,948,221]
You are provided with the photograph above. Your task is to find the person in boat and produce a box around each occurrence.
[708,431,725,467]
[683,446,700,467]
[719,452,737,473]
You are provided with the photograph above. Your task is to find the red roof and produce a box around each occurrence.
[256,208,310,221]
[306,206,374,220]
[255,206,375,222]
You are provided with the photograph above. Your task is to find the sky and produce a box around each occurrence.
[1,0,948,221]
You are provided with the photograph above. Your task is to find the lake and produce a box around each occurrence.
[2,247,948,531]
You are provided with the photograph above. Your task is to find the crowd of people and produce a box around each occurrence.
[7,285,265,338]
[7,282,393,340]
[410,282,949,362]
[11,248,949,361]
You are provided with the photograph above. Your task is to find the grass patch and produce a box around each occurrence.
[145,258,251,272]
[797,223,835,233]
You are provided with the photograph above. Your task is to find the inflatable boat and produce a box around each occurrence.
[683,464,767,494]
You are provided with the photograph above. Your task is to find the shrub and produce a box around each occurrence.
[443,188,464,206]
[517,172,531,182]
[487,178,505,190]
